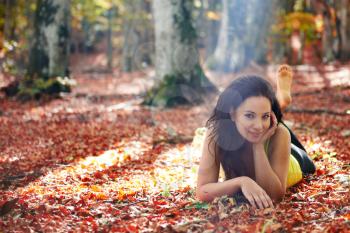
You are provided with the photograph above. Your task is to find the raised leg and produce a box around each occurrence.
[276,64,293,111]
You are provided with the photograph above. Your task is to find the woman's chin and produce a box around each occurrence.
[247,138,260,143]
[245,135,261,143]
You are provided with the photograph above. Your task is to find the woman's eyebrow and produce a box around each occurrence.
[244,111,270,115]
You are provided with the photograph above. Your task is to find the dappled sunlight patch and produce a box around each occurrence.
[97,142,202,198]
[14,140,151,201]
[78,140,148,170]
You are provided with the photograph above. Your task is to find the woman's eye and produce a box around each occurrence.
[263,115,270,120]
[245,114,254,119]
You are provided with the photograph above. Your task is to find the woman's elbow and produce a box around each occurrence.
[271,189,286,203]
[195,186,213,203]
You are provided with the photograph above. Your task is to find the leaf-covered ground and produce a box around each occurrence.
[0,63,349,232]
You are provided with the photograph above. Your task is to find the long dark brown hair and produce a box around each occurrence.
[205,75,283,180]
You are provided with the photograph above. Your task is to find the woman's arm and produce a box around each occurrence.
[196,129,275,208]
[196,129,243,202]
[196,177,245,202]
[253,123,291,201]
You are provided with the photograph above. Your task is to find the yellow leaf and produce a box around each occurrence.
[91,185,102,192]
[206,11,221,21]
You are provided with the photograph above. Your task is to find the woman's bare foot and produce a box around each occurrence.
[276,64,293,110]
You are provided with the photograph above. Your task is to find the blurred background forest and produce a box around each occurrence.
[0,0,350,103]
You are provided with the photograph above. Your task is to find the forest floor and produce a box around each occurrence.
[0,55,350,232]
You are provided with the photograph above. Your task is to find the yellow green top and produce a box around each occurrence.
[264,139,303,188]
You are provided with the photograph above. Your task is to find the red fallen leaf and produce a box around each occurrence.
[59,206,70,216]
[153,200,167,206]
[81,176,92,182]
[343,213,350,220]
[94,171,104,179]
[85,216,94,222]
[155,207,169,214]
[108,173,117,179]
[316,168,326,176]
[126,196,136,202]
[178,200,190,208]
[126,223,139,232]
[167,219,177,225]
[180,186,191,193]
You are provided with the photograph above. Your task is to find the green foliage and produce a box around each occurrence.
[143,73,191,107]
[71,0,127,31]
[185,201,209,210]
[17,76,74,100]
[0,0,36,76]
[293,0,305,12]
[272,12,318,44]
[142,64,216,107]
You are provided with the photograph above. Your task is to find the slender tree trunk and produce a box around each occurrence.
[212,0,234,72]
[28,0,71,78]
[0,0,6,45]
[204,0,220,60]
[320,1,335,63]
[106,7,114,70]
[338,0,349,60]
[3,0,17,41]
[143,0,217,107]
[212,0,273,72]
[122,0,142,72]
[347,0,350,59]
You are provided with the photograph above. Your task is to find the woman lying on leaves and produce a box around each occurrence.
[196,65,316,209]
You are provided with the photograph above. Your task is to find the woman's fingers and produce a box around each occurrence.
[243,192,257,209]
[251,194,264,209]
[260,192,270,208]
[264,192,274,208]
[250,192,274,209]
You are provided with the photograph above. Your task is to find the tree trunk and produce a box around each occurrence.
[28,0,70,78]
[338,0,349,61]
[18,0,71,99]
[203,0,220,60]
[212,0,274,72]
[106,7,115,71]
[0,0,6,44]
[143,0,217,107]
[122,0,153,72]
[3,0,17,41]
[321,1,335,63]
[347,0,350,60]
[122,0,142,72]
[212,0,234,72]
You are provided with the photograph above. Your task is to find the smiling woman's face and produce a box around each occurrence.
[231,96,272,143]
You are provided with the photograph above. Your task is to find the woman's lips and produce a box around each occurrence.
[248,131,262,138]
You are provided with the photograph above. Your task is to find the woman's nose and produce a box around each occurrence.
[253,120,264,131]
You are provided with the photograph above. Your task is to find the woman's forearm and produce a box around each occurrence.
[253,144,284,201]
[196,177,245,202]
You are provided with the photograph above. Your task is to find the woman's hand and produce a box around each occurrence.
[255,111,278,146]
[240,176,274,209]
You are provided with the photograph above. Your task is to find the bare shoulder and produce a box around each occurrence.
[197,126,220,186]
[274,123,291,141]
[201,127,218,165]
[269,123,291,156]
